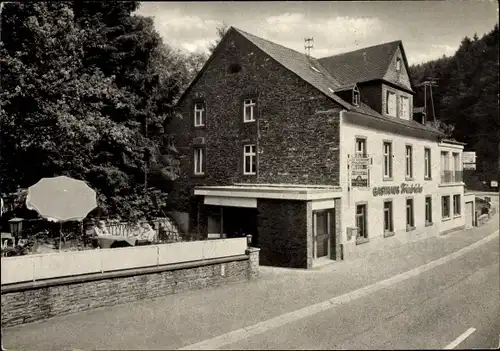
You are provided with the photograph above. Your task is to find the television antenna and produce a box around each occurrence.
[304,37,314,57]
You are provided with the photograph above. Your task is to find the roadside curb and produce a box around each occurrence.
[179,230,500,350]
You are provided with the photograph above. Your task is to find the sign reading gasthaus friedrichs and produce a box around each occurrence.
[372,183,423,196]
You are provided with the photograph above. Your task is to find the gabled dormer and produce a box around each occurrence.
[383,45,413,93]
[334,84,360,107]
[318,41,415,120]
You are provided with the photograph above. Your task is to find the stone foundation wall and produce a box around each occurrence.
[1,249,260,328]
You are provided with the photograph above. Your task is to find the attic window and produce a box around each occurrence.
[228,63,242,74]
[310,66,321,73]
[352,86,360,106]
[396,58,402,72]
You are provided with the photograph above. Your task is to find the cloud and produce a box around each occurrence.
[257,13,383,57]
[407,43,459,64]
[265,12,305,32]
[137,7,383,57]
[263,13,382,39]
[135,6,222,53]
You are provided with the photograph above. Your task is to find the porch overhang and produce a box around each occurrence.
[194,183,343,202]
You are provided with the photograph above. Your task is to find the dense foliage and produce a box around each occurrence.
[0,2,192,220]
[410,25,499,182]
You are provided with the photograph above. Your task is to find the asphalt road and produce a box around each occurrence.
[2,207,498,350]
[218,236,500,350]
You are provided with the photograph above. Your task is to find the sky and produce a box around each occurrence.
[135,0,499,65]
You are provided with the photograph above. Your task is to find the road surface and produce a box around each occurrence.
[2,210,499,350]
[216,235,499,350]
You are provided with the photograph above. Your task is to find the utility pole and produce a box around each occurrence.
[304,37,314,57]
[415,79,439,122]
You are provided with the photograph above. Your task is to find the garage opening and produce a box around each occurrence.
[206,205,258,246]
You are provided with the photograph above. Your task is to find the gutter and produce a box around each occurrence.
[342,110,444,136]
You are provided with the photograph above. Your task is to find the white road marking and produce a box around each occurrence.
[178,230,499,350]
[443,328,476,349]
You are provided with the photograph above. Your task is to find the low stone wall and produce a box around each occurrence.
[1,248,260,328]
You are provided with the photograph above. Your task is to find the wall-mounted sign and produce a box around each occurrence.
[349,155,371,188]
[463,151,476,170]
[491,180,498,188]
[373,183,423,196]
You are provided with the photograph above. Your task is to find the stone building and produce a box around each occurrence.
[167,27,468,268]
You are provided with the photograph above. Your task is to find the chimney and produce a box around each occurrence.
[362,52,367,62]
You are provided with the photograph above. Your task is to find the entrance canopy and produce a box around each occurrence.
[194,183,343,208]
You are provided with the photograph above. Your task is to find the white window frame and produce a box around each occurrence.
[243,99,256,123]
[352,86,360,106]
[396,58,402,72]
[442,195,451,219]
[406,198,415,228]
[243,144,256,175]
[383,200,393,233]
[194,147,204,175]
[425,196,433,224]
[355,137,366,157]
[453,194,461,216]
[399,96,409,119]
[356,204,368,239]
[383,141,393,178]
[424,148,431,179]
[194,102,205,127]
[405,145,413,179]
[386,91,397,117]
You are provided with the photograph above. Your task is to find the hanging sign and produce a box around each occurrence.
[349,155,370,188]
[463,151,476,170]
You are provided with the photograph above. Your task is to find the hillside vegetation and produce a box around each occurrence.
[409,24,499,184]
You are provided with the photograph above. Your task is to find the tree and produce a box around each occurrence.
[0,2,187,220]
[410,24,499,182]
[208,22,228,53]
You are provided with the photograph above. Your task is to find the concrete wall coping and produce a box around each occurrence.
[1,254,249,294]
[194,185,343,201]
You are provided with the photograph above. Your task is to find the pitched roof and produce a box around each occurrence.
[317,41,402,87]
[233,28,374,115]
[176,27,442,136]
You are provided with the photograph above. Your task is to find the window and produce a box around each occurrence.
[425,196,433,224]
[453,153,461,182]
[228,63,242,74]
[453,194,461,216]
[405,145,413,179]
[424,148,432,179]
[441,195,451,219]
[194,148,205,175]
[243,98,256,122]
[386,91,397,116]
[243,144,256,175]
[194,102,205,127]
[383,201,393,233]
[353,87,360,106]
[383,142,393,178]
[399,96,409,119]
[396,58,402,72]
[356,204,367,239]
[441,151,450,183]
[406,198,414,228]
[355,138,366,157]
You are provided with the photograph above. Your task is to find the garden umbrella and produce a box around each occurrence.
[26,176,97,250]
